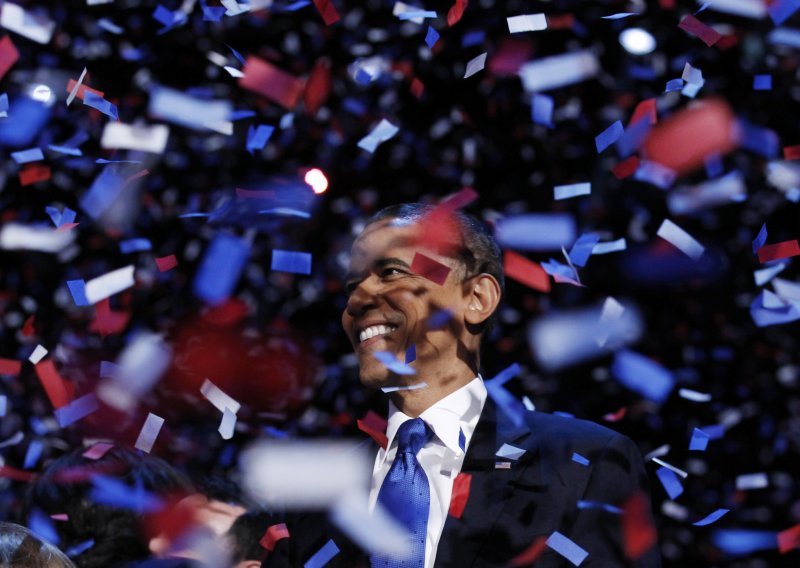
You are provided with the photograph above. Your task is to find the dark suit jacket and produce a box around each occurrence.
[262,399,661,567]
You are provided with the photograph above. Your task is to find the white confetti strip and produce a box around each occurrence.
[100,122,170,154]
[657,219,706,260]
[678,388,712,402]
[67,67,87,107]
[85,265,135,304]
[464,52,487,78]
[218,408,237,440]
[28,345,48,364]
[736,472,769,490]
[134,413,165,453]
[357,119,399,153]
[519,50,600,92]
[507,14,547,33]
[554,182,591,200]
[1,3,56,44]
[201,379,241,414]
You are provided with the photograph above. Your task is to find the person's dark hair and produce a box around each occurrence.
[365,202,505,330]
[22,445,194,568]
[0,521,76,567]
[225,510,276,564]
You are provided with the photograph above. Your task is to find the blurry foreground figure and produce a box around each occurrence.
[262,203,661,567]
[0,521,75,568]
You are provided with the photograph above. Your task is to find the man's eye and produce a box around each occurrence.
[381,268,404,278]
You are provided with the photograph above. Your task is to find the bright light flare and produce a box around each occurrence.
[304,168,329,194]
[619,28,656,55]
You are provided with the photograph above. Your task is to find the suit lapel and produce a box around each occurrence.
[434,398,537,565]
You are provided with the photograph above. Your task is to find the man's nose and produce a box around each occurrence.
[345,277,381,315]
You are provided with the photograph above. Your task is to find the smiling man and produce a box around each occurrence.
[264,203,660,567]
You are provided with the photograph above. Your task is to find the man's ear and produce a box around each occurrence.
[464,273,501,326]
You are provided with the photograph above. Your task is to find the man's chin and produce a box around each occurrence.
[357,364,393,389]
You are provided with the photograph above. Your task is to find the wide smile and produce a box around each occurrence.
[357,323,398,348]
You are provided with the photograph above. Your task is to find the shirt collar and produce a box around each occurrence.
[381,376,487,462]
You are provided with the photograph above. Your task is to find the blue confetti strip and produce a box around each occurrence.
[753,75,772,90]
[99,361,120,378]
[571,452,590,466]
[768,0,800,25]
[427,309,453,329]
[738,120,779,158]
[577,500,623,514]
[0,93,7,116]
[750,291,800,327]
[48,144,82,156]
[83,91,118,120]
[45,206,76,228]
[546,531,589,566]
[120,238,152,253]
[615,117,651,157]
[704,153,723,178]
[458,428,466,452]
[486,363,527,428]
[54,393,99,428]
[462,30,485,47]
[601,12,639,19]
[752,223,767,254]
[229,109,257,120]
[90,476,164,513]
[23,440,43,469]
[398,10,437,20]
[568,233,600,267]
[65,540,95,557]
[693,508,729,526]
[80,167,126,219]
[11,147,44,163]
[656,466,684,499]
[531,93,554,127]
[405,344,416,363]
[611,350,675,403]
[304,539,340,568]
[711,529,777,555]
[66,280,90,306]
[271,249,312,275]
[246,124,275,155]
[665,78,684,92]
[689,427,710,451]
[425,26,439,48]
[373,351,416,375]
[595,120,623,153]
[193,233,250,305]
[28,509,59,545]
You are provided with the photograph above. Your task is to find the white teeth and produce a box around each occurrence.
[359,324,397,343]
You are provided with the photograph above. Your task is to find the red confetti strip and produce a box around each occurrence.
[303,58,332,115]
[50,513,69,521]
[758,240,800,263]
[357,410,388,449]
[440,187,479,210]
[642,98,737,176]
[22,315,35,337]
[0,465,35,482]
[124,168,150,187]
[509,536,548,566]
[19,165,51,186]
[783,145,800,160]
[65,78,105,102]
[89,299,131,336]
[629,98,657,127]
[0,358,22,376]
[260,523,291,551]
[447,0,468,26]
[678,14,722,47]
[778,523,800,554]
[34,360,71,409]
[659,0,675,8]
[155,254,178,272]
[202,299,249,326]
[410,77,425,99]
[0,35,20,81]
[239,56,306,109]
[546,13,575,30]
[411,252,452,285]
[612,156,641,180]
[622,491,658,560]
[83,442,115,460]
[448,472,471,518]
[312,0,340,25]
[56,222,79,232]
[504,251,551,293]
[602,407,628,422]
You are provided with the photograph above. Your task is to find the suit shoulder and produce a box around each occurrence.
[524,410,632,450]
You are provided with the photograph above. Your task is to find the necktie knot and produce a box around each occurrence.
[396,417,429,456]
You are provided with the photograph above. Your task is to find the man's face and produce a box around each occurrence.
[341,218,471,388]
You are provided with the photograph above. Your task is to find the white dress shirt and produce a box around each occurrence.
[369,377,487,568]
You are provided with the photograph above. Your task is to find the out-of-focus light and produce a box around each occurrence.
[619,28,656,55]
[30,84,53,103]
[305,168,328,194]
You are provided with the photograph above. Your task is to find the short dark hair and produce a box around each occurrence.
[23,445,194,568]
[365,203,505,330]
[226,510,276,563]
[0,522,75,567]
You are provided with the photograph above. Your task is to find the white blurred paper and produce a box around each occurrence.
[148,86,232,131]
[528,300,643,370]
[330,491,411,558]
[1,3,55,44]
[98,332,172,411]
[507,14,547,33]
[85,265,135,304]
[241,440,370,509]
[657,219,705,260]
[519,50,600,92]
[101,122,170,153]
[0,223,76,253]
[201,379,241,414]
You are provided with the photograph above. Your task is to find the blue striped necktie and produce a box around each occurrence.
[372,417,432,568]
